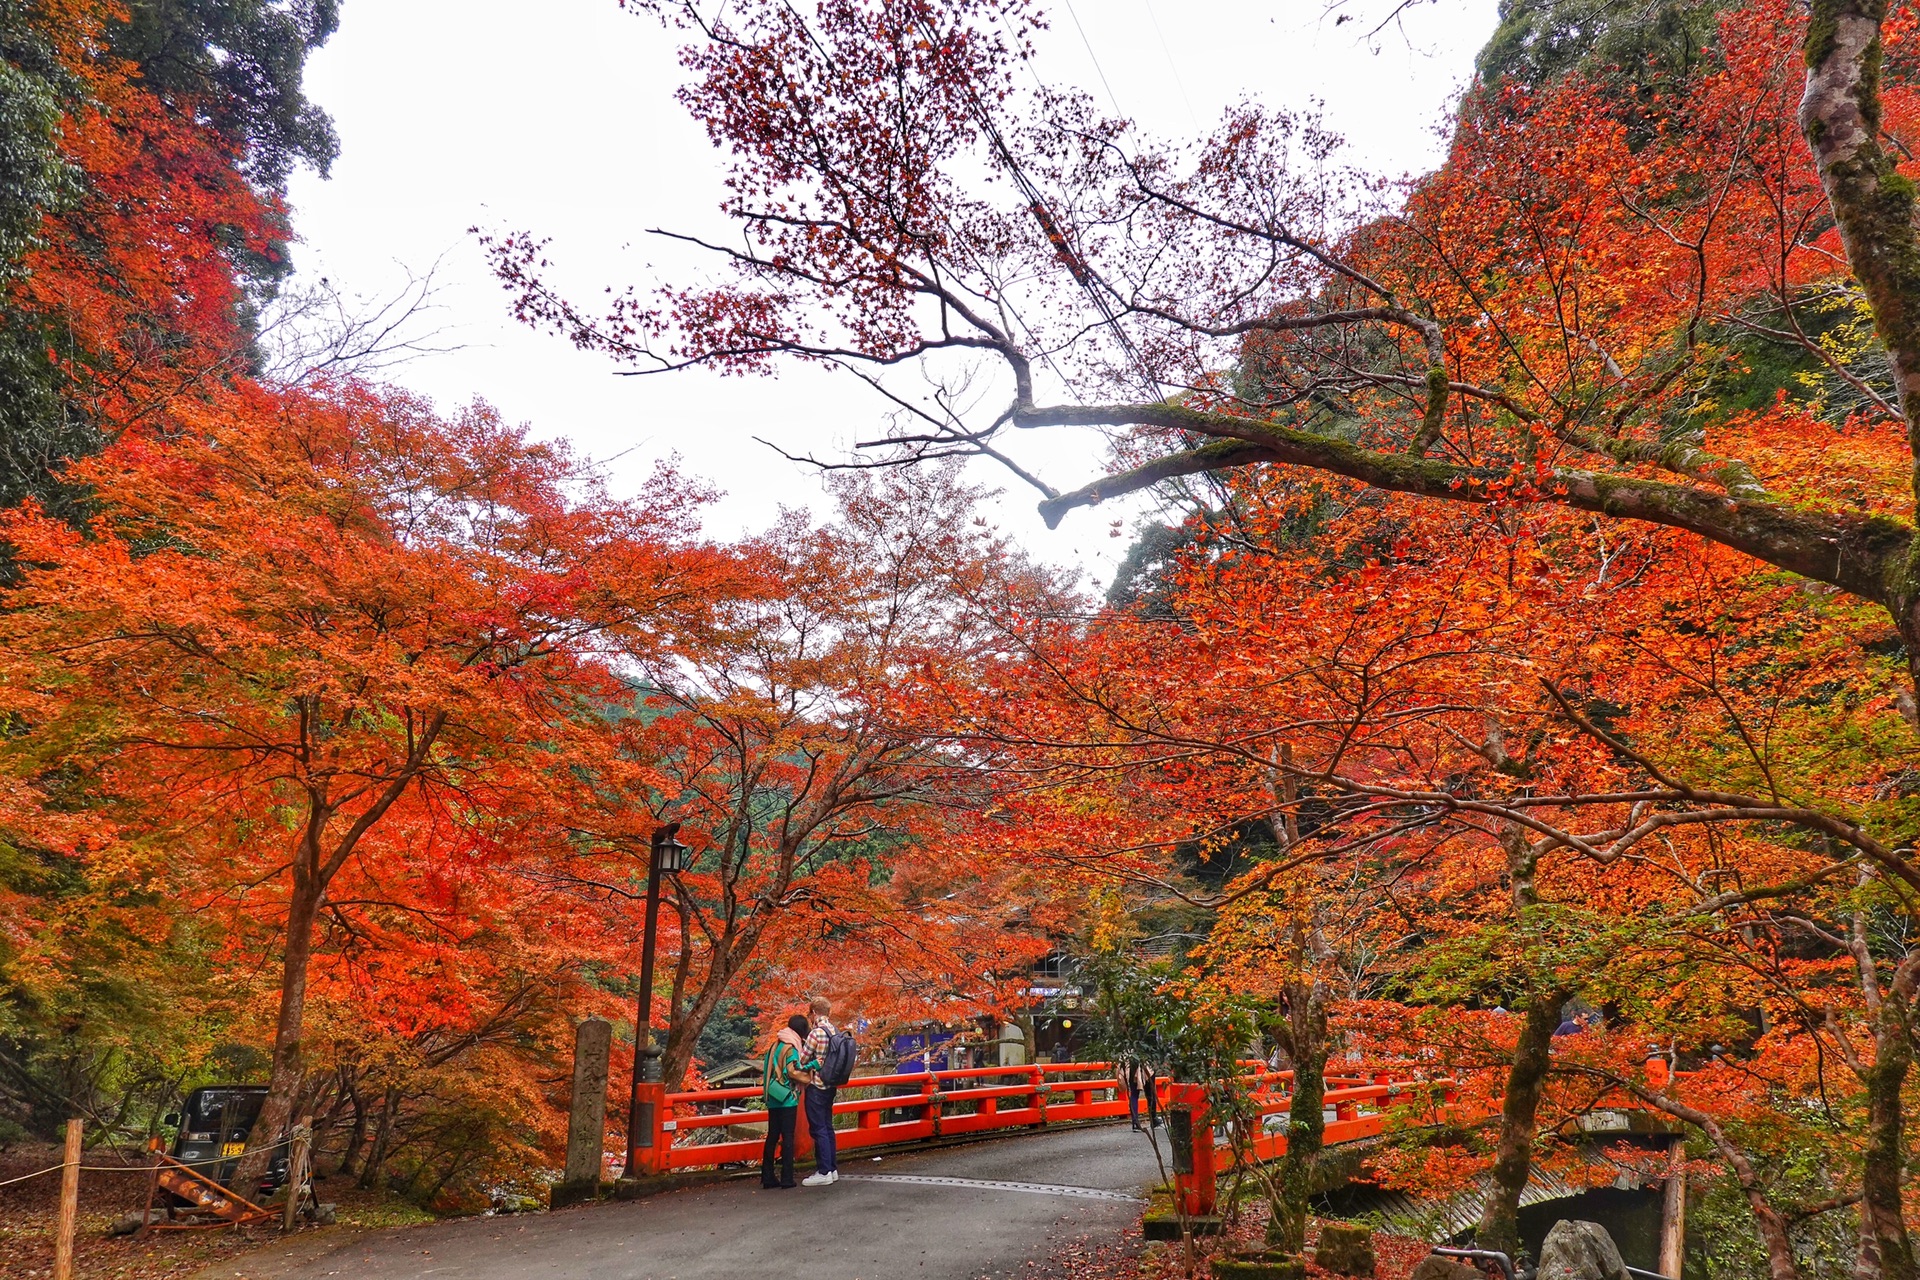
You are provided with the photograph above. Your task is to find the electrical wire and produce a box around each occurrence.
[1139,0,1199,131]
[1060,0,1123,118]
[917,17,1155,394]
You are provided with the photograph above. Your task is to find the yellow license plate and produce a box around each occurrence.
[221,1142,244,1157]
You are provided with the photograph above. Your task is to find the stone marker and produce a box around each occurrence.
[1409,1256,1487,1280]
[1314,1223,1378,1276]
[554,1017,612,1208]
[1538,1220,1631,1280]
[1211,1253,1306,1280]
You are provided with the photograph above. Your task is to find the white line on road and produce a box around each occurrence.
[836,1174,1143,1202]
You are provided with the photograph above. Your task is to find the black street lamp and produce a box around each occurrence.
[624,822,690,1178]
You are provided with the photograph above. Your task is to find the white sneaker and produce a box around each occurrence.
[802,1171,833,1187]
[828,1170,838,1183]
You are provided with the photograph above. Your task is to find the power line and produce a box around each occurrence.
[1061,0,1124,118]
[1139,0,1199,132]
[910,8,1159,401]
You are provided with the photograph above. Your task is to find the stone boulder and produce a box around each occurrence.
[1314,1223,1378,1276]
[1409,1256,1488,1280]
[1211,1251,1307,1280]
[1537,1221,1631,1280]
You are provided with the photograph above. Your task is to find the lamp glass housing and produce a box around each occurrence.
[655,836,691,873]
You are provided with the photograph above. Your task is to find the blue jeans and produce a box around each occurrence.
[1127,1075,1159,1128]
[803,1084,837,1173]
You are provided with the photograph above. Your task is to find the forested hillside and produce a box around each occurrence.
[0,0,1056,1214]
[10,3,1920,1280]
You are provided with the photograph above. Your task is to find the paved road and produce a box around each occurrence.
[224,1123,1167,1280]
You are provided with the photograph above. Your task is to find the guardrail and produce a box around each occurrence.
[636,1060,1458,1205]
[655,1062,1130,1171]
[1231,1069,1459,1164]
[627,1054,1663,1221]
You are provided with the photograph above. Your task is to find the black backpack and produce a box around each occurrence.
[820,1030,857,1088]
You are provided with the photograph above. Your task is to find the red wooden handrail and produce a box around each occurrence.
[619,1048,1682,1231]
[637,1060,1462,1177]
[650,1061,1131,1171]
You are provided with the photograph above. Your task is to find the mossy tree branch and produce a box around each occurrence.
[1025,400,1911,607]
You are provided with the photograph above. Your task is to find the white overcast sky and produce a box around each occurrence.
[282,0,1499,588]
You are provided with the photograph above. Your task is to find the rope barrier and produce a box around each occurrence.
[0,1163,65,1188]
[0,1133,301,1187]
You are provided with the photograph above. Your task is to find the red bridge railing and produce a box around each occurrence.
[650,1062,1130,1171]
[622,1055,1666,1220]
[627,1060,1460,1215]
[1232,1068,1461,1162]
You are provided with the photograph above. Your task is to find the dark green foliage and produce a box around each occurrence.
[0,11,98,530]
[111,0,341,194]
[1108,521,1201,613]
[693,994,761,1069]
[1173,819,1279,894]
[1476,0,1728,98]
[0,5,91,525]
[1685,1155,1856,1280]
[0,326,101,526]
[0,2,341,533]
[0,5,77,276]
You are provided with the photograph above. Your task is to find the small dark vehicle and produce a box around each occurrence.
[165,1085,289,1195]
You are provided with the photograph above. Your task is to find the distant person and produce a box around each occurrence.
[760,1014,809,1189]
[1121,1058,1159,1132]
[800,996,842,1187]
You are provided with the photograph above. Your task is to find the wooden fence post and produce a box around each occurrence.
[53,1117,81,1280]
[282,1123,312,1231]
[1659,1136,1688,1280]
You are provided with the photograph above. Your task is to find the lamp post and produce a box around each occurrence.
[624,822,689,1178]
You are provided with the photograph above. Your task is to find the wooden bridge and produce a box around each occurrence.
[628,1061,1468,1216]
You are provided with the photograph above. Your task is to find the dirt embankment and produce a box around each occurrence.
[1041,1204,1432,1280]
[0,1143,427,1280]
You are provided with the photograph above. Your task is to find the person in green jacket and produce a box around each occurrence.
[760,1014,811,1188]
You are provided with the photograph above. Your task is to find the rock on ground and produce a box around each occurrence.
[1408,1256,1486,1280]
[1537,1220,1630,1280]
[1313,1223,1377,1277]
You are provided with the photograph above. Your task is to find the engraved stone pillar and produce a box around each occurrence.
[554,1018,612,1208]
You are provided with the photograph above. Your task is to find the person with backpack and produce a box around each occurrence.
[760,1014,810,1189]
[798,996,855,1187]
[1121,1056,1160,1132]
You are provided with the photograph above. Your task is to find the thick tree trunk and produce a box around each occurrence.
[661,950,741,1088]
[335,1082,368,1179]
[1269,981,1329,1255]
[1860,1002,1917,1280]
[669,892,694,1043]
[358,1087,401,1190]
[1800,0,1920,687]
[1476,994,1565,1258]
[661,921,771,1087]
[232,880,320,1190]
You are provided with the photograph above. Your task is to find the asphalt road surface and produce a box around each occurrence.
[222,1122,1169,1280]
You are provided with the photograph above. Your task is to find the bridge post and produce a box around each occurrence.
[1166,1082,1217,1218]
[633,1079,670,1175]
[920,1074,940,1140]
